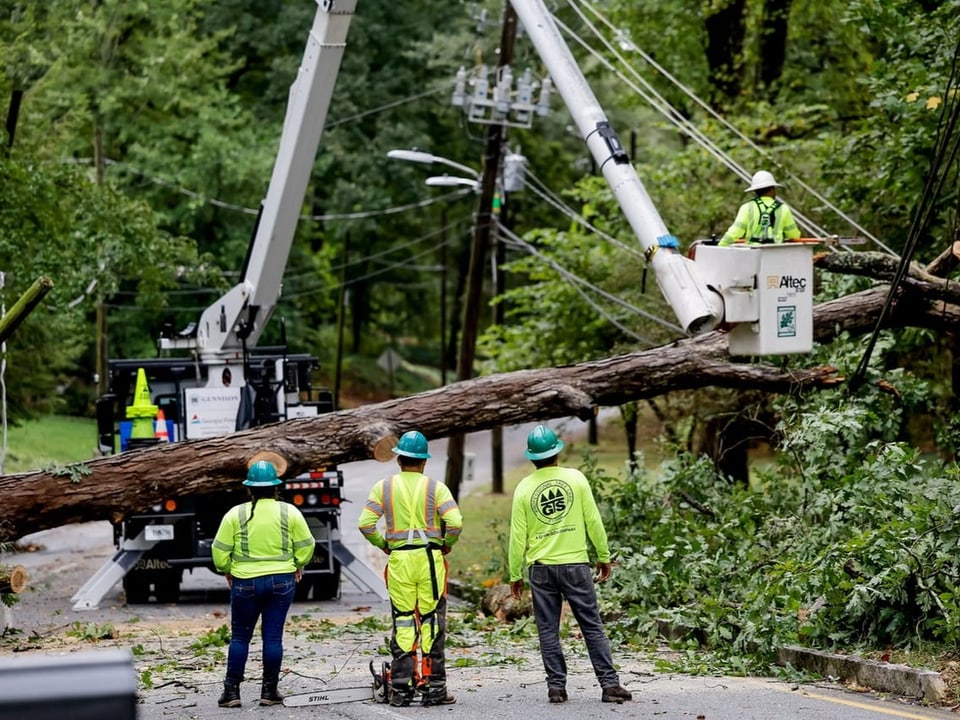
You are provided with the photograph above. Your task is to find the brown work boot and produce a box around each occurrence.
[422,687,457,706]
[601,685,632,704]
[547,688,568,703]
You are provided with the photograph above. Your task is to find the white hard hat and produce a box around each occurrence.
[745,170,782,193]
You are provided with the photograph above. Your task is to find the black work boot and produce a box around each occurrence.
[218,681,241,708]
[260,680,283,706]
[389,686,414,707]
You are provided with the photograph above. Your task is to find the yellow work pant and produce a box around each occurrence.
[385,547,448,694]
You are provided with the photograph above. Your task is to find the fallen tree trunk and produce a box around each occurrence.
[0,264,957,542]
[0,565,27,594]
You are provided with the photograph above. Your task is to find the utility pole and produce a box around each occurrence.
[440,207,448,386]
[490,197,507,494]
[445,2,518,501]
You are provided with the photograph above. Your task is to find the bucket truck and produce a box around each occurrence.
[72,0,389,611]
[74,0,814,613]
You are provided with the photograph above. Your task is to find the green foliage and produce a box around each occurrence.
[592,363,960,671]
[66,621,116,641]
[42,462,93,484]
[189,624,230,654]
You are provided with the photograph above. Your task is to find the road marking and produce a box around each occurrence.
[761,680,945,719]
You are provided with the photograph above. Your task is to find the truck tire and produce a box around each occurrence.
[122,571,150,605]
[294,561,341,602]
[312,562,341,601]
[154,570,182,604]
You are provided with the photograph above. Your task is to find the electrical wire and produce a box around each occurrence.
[849,35,960,388]
[498,223,682,340]
[99,157,474,220]
[565,0,899,256]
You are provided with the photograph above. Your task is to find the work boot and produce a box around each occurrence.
[547,688,568,703]
[217,681,241,708]
[260,681,283,706]
[421,688,457,706]
[601,685,632,704]
[389,687,414,707]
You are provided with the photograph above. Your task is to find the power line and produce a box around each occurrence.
[498,223,683,338]
[564,0,897,256]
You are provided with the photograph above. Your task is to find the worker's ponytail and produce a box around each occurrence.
[242,485,278,528]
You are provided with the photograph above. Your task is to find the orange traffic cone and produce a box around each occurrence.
[155,409,170,443]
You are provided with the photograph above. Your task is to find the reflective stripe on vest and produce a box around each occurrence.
[382,475,445,545]
[232,502,295,563]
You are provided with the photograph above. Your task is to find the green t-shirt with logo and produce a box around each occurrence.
[508,465,611,582]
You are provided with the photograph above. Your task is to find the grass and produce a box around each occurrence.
[0,415,96,473]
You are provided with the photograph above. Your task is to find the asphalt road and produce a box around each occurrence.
[3,417,958,719]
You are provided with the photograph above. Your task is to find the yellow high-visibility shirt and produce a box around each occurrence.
[358,472,463,551]
[508,465,610,582]
[212,498,315,579]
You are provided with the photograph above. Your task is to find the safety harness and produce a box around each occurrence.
[751,197,782,243]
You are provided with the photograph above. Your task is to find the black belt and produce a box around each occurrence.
[390,543,442,599]
[393,543,443,551]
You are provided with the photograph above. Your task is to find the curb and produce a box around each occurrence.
[776,645,947,704]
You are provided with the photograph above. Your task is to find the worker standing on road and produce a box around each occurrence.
[358,431,463,707]
[212,459,315,709]
[719,170,801,246]
[508,425,632,705]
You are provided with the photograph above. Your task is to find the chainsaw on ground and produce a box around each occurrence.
[282,660,392,707]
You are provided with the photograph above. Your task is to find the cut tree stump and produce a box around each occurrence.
[0,565,27,594]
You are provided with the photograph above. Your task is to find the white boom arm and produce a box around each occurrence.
[162,0,357,360]
[510,0,723,335]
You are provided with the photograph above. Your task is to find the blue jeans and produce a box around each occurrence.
[528,563,620,690]
[225,573,296,685]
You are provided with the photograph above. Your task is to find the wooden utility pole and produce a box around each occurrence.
[445,2,519,501]
[491,191,508,494]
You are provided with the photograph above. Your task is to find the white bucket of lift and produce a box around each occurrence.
[695,243,814,356]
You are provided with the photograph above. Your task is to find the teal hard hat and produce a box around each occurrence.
[392,430,431,459]
[244,460,281,486]
[525,425,564,460]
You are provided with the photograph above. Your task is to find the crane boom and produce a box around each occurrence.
[510,0,723,335]
[162,0,357,360]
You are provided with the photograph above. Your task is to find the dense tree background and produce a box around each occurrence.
[3,0,960,665]
[0,0,957,427]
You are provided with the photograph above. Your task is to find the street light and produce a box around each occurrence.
[386,149,481,181]
[425,175,481,190]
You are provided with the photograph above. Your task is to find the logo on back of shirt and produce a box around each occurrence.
[531,479,573,524]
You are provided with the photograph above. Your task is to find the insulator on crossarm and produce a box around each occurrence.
[494,65,513,119]
[452,66,467,107]
[474,64,489,102]
[469,64,489,121]
[515,68,533,123]
[517,68,534,105]
[537,76,553,116]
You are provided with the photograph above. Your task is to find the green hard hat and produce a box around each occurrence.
[244,460,281,486]
[525,425,564,460]
[392,430,431,459]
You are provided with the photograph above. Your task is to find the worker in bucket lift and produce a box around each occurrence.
[358,431,463,707]
[212,459,315,709]
[719,170,801,246]
[508,425,633,705]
